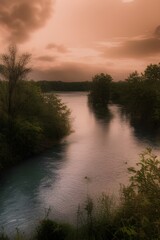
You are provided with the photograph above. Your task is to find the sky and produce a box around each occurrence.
[0,0,160,81]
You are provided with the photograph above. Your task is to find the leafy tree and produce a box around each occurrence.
[0,46,71,172]
[89,73,112,106]
[126,71,142,83]
[111,66,160,128]
[110,81,128,104]
[144,63,160,82]
[0,45,31,118]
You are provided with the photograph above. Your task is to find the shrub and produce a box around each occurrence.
[119,148,160,239]
[35,219,67,240]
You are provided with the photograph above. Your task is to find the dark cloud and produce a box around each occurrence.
[36,55,56,62]
[102,26,160,59]
[0,0,54,43]
[109,38,160,58]
[46,43,68,53]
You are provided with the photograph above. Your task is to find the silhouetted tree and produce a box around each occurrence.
[144,63,160,82]
[0,46,71,171]
[0,45,31,118]
[126,71,142,83]
[110,65,160,128]
[89,73,112,107]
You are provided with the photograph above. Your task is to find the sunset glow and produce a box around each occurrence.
[0,0,160,81]
[122,0,134,3]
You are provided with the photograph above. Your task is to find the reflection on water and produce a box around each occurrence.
[130,120,160,147]
[88,101,113,122]
[0,145,68,234]
[1,92,160,234]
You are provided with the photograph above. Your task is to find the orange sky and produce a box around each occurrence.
[0,0,160,81]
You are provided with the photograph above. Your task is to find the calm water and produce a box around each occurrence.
[1,92,160,235]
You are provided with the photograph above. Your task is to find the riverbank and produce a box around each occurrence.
[0,81,71,175]
[1,93,160,237]
[2,149,160,239]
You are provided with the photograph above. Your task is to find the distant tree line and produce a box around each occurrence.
[111,63,160,128]
[36,81,91,92]
[1,44,160,172]
[37,63,160,129]
[0,45,71,173]
[85,63,160,129]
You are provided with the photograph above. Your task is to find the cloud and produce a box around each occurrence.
[154,25,160,38]
[32,62,108,82]
[0,0,54,43]
[101,26,160,59]
[46,43,68,53]
[36,55,56,62]
[32,61,132,81]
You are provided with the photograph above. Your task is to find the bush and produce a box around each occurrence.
[76,149,160,240]
[0,45,71,172]
[119,148,160,239]
[0,81,71,171]
[35,219,67,240]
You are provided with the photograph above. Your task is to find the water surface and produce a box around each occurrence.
[1,92,160,234]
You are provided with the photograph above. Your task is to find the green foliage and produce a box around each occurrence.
[0,81,71,170]
[14,229,26,240]
[110,81,128,104]
[76,194,117,240]
[0,233,9,240]
[0,45,31,118]
[144,63,160,82]
[120,148,160,239]
[41,93,71,140]
[2,149,160,239]
[35,219,67,240]
[126,71,142,83]
[126,81,160,125]
[111,64,160,128]
[0,46,71,172]
[89,73,112,107]
[10,119,43,158]
[0,236,9,240]
[76,149,160,240]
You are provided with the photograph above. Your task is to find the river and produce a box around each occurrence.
[0,92,160,235]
